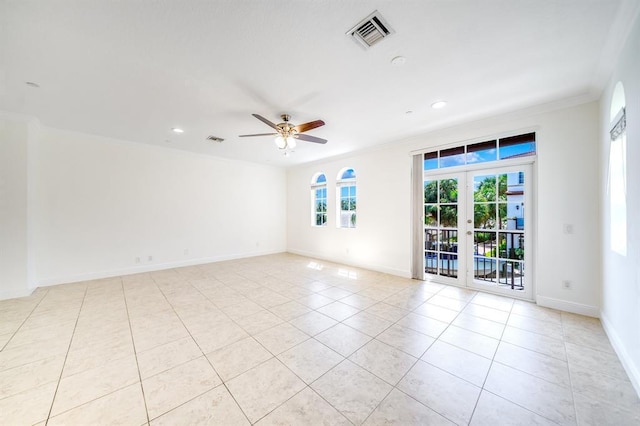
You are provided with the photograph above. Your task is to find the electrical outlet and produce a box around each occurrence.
[562,280,572,289]
[563,224,574,234]
[148,255,153,262]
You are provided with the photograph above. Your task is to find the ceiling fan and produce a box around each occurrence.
[239,114,327,150]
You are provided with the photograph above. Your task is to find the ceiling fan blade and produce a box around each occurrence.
[294,120,325,133]
[252,114,279,130]
[239,133,278,137]
[296,134,327,144]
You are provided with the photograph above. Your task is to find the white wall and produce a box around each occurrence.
[599,13,640,394]
[288,101,601,316]
[0,117,30,299]
[19,126,286,288]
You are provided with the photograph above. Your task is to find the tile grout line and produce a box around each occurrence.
[44,285,88,425]
[1,289,50,352]
[121,277,152,425]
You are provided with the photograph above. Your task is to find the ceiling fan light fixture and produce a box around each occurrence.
[431,101,447,109]
[287,136,297,149]
[275,135,287,149]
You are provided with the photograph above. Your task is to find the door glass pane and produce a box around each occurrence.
[473,257,496,282]
[424,177,459,279]
[475,231,497,257]
[474,175,497,201]
[425,205,438,226]
[474,203,496,229]
[498,260,524,289]
[439,147,465,168]
[439,179,458,202]
[499,133,536,160]
[424,180,437,203]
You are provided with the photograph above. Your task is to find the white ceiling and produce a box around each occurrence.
[0,1,634,167]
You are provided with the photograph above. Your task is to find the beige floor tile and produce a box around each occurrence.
[278,338,344,384]
[376,324,435,358]
[484,362,575,424]
[254,323,309,355]
[289,311,338,336]
[365,302,409,322]
[340,294,379,310]
[219,299,265,321]
[63,338,135,378]
[318,287,353,300]
[569,364,640,413]
[206,337,272,381]
[0,337,69,372]
[248,289,290,309]
[426,295,468,312]
[143,356,222,420]
[470,292,514,312]
[132,322,190,353]
[316,301,360,321]
[226,357,306,423]
[563,324,615,354]
[137,336,202,379]
[48,383,147,425]
[364,388,454,425]
[511,301,562,323]
[4,321,75,349]
[315,323,372,357]
[398,360,481,425]
[470,390,557,426]
[269,300,312,321]
[311,360,393,425]
[256,387,351,425]
[422,341,491,387]
[565,341,629,381]
[343,311,393,337]
[439,325,498,359]
[438,286,477,301]
[452,312,505,339]
[396,312,449,338]
[0,355,65,399]
[507,312,563,339]
[0,382,57,426]
[383,291,428,311]
[573,391,640,426]
[502,326,566,360]
[412,303,458,323]
[191,321,249,353]
[151,385,249,425]
[297,293,334,309]
[495,341,571,387]
[235,310,284,335]
[462,303,510,323]
[349,339,416,385]
[51,355,139,416]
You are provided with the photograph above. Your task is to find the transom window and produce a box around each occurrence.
[336,168,356,228]
[424,132,536,170]
[311,173,327,227]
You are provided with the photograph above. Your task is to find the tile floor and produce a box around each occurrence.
[1,253,639,425]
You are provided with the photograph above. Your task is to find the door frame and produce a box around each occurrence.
[422,158,536,301]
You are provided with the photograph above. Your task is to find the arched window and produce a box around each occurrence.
[336,168,356,228]
[311,173,327,227]
[609,82,627,256]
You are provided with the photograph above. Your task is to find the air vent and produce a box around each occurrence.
[207,136,224,143]
[347,10,394,49]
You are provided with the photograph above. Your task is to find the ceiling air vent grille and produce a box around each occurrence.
[348,11,394,49]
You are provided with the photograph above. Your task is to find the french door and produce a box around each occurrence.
[423,164,533,299]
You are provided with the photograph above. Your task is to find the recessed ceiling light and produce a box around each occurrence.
[405,110,413,115]
[431,101,447,109]
[391,56,406,66]
[172,128,184,133]
[25,81,40,88]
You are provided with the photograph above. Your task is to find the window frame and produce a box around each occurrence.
[310,173,328,227]
[336,168,357,229]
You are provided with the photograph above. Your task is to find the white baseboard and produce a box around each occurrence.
[35,249,285,288]
[600,312,640,398]
[0,287,35,301]
[286,249,411,278]
[536,295,599,318]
